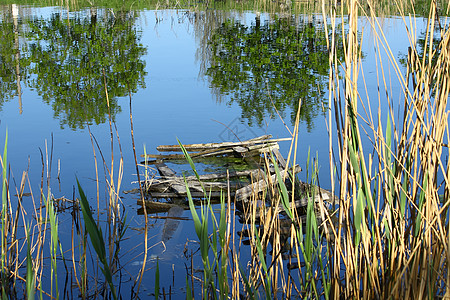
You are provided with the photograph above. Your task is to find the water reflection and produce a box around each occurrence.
[204,15,346,131]
[0,5,29,113]
[1,6,348,132]
[26,8,147,129]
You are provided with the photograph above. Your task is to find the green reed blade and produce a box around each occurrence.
[414,173,428,237]
[77,179,105,260]
[254,226,271,298]
[239,264,255,300]
[399,156,410,218]
[354,187,364,246]
[186,275,193,300]
[44,193,59,299]
[1,131,8,299]
[25,224,35,300]
[271,153,293,220]
[218,193,226,247]
[77,179,117,300]
[184,175,202,240]
[155,259,159,299]
[177,139,206,191]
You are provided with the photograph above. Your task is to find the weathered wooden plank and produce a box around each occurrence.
[245,144,280,157]
[155,163,176,177]
[197,142,278,158]
[154,136,291,152]
[235,166,301,202]
[155,135,272,152]
[155,163,192,194]
[188,169,265,181]
[142,153,190,160]
[150,191,232,199]
[147,181,237,192]
[142,143,280,160]
[139,168,265,185]
[272,148,287,169]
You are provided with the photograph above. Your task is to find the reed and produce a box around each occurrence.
[179,1,450,298]
[0,131,8,297]
[0,62,132,299]
[318,0,450,298]
[77,179,118,300]
[25,224,35,300]
[44,192,59,299]
[179,140,234,299]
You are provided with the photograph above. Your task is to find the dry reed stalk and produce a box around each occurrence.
[320,0,450,298]
[231,187,244,299]
[33,145,51,295]
[101,69,125,278]
[128,87,149,298]
[87,124,100,222]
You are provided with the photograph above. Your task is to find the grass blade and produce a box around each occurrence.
[77,179,117,300]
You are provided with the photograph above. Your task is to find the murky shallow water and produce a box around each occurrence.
[0,4,438,297]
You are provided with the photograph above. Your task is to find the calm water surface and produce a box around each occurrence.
[0,4,432,297]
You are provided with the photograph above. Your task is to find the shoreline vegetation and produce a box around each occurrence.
[0,0,449,298]
[0,0,446,17]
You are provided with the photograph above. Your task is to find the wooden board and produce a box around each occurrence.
[235,166,301,202]
[153,136,290,152]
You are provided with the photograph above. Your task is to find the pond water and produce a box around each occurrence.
[0,3,441,298]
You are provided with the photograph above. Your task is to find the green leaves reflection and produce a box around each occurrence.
[0,8,29,111]
[206,16,344,131]
[27,9,146,129]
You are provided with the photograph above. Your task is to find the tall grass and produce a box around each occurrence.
[77,179,117,300]
[0,68,132,299]
[179,1,450,298]
[0,135,127,299]
[1,131,8,297]
[319,0,450,298]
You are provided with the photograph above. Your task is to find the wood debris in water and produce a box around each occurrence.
[140,135,290,161]
[130,135,334,219]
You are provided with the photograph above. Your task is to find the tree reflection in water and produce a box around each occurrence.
[27,8,147,129]
[205,15,345,131]
[0,5,29,112]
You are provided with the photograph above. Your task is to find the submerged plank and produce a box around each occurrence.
[141,168,264,185]
[136,200,188,213]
